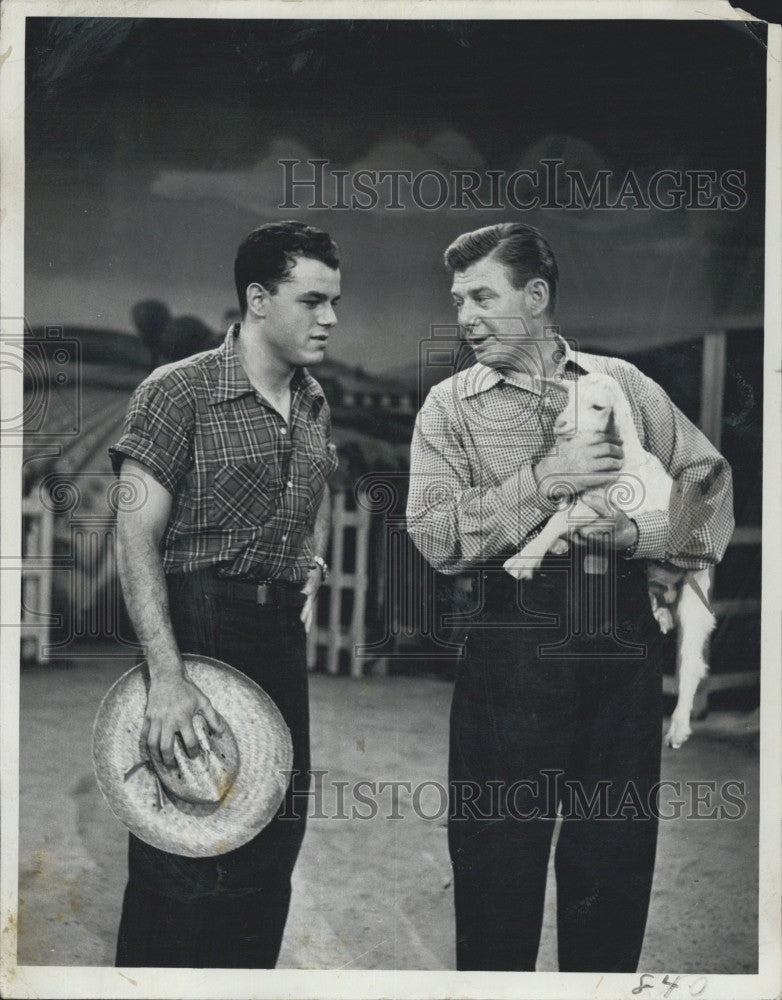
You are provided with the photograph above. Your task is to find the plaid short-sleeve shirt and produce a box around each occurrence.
[109,326,338,581]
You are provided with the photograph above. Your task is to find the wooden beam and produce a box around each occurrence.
[326,491,346,675]
[663,671,759,696]
[712,598,761,616]
[730,526,762,545]
[350,503,371,678]
[699,330,727,449]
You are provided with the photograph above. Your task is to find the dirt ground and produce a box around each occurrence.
[14,657,759,972]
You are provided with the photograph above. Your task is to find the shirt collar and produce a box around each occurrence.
[209,324,325,410]
[459,335,591,400]
[563,341,592,376]
[208,325,254,404]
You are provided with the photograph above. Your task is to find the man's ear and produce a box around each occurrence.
[524,277,550,317]
[245,282,270,318]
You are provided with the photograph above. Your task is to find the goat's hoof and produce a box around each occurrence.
[506,567,534,581]
[665,719,691,749]
[503,557,535,580]
[549,538,569,556]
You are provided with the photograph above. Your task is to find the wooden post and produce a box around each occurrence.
[326,491,346,675]
[699,330,727,448]
[350,499,371,677]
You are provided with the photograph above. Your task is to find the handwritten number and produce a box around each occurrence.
[662,975,681,997]
[632,973,705,998]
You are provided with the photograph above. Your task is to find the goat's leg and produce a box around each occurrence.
[504,510,572,579]
[649,593,675,634]
[665,569,716,748]
[504,501,597,580]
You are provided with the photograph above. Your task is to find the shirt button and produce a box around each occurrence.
[280,427,287,435]
[282,533,288,542]
[287,480,293,489]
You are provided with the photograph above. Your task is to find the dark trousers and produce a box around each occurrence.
[448,554,666,972]
[115,569,311,969]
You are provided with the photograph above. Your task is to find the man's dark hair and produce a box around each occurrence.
[444,223,559,314]
[234,221,340,316]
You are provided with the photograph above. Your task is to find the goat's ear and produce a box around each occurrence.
[608,385,635,442]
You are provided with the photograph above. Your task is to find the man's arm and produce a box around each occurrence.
[406,394,623,574]
[116,458,224,767]
[577,371,735,567]
[632,373,734,568]
[300,487,331,632]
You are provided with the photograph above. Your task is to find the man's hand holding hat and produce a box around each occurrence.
[93,654,294,857]
[142,666,226,769]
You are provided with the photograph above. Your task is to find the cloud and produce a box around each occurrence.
[150,130,487,215]
[350,130,485,173]
[150,137,314,214]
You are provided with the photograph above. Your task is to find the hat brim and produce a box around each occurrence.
[92,654,293,858]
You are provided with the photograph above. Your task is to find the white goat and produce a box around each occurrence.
[503,372,715,749]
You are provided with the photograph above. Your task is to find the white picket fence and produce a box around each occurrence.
[20,491,54,663]
[306,490,372,676]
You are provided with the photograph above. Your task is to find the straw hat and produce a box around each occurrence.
[92,654,293,858]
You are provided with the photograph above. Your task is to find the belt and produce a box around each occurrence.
[204,572,307,608]
[477,552,645,612]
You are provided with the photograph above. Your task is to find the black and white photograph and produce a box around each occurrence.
[1,1,780,998]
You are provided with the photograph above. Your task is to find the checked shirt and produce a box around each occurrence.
[109,325,337,581]
[407,340,734,575]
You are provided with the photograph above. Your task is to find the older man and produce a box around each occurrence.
[109,221,340,968]
[407,223,733,972]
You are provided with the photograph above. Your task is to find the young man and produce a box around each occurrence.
[406,223,734,972]
[108,221,341,968]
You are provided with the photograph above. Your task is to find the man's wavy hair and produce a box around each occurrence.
[444,223,559,315]
[235,221,340,316]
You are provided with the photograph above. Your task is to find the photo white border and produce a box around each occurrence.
[1,2,779,998]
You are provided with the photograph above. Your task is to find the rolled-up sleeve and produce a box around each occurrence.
[108,376,194,495]
[633,373,734,569]
[406,394,557,574]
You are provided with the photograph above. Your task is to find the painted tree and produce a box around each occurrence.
[131,299,171,369]
[160,315,220,362]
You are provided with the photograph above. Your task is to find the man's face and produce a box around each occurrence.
[261,256,341,368]
[450,255,541,372]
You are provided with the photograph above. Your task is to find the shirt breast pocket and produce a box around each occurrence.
[210,460,281,530]
[302,441,338,515]
[313,440,338,483]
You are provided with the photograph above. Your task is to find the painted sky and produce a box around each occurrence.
[24,18,767,370]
